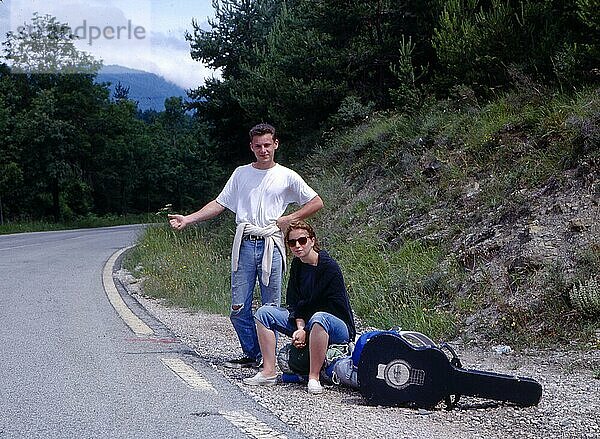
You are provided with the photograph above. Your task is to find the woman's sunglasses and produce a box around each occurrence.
[287,236,310,247]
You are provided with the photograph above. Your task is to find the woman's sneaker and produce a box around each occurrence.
[243,371,277,386]
[307,379,324,394]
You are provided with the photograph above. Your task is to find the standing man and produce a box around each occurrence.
[168,123,324,368]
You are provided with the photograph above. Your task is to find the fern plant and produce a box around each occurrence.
[570,276,600,316]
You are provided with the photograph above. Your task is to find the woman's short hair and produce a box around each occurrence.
[285,220,320,252]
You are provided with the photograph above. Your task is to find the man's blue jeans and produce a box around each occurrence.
[230,239,282,360]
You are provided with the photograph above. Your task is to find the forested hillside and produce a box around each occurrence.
[185,0,598,163]
[96,65,188,112]
[2,1,599,343]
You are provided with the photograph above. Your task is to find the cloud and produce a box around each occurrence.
[148,31,216,90]
[100,34,216,90]
[150,31,189,52]
[1,0,217,89]
[88,27,216,90]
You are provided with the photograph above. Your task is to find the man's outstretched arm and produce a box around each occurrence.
[168,200,226,230]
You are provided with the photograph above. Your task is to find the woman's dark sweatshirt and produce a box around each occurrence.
[286,250,356,341]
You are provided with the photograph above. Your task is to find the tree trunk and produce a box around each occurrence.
[0,195,4,225]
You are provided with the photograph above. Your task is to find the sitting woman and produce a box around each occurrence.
[243,220,356,394]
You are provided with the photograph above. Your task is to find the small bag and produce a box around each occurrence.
[277,343,294,374]
[321,343,353,384]
[277,339,311,376]
[288,344,310,375]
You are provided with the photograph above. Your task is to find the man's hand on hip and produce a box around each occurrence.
[276,215,293,233]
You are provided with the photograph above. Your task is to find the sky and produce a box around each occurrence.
[0,0,217,89]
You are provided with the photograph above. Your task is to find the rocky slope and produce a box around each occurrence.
[397,157,600,343]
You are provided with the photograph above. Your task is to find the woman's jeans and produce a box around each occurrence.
[254,306,350,344]
[230,239,282,360]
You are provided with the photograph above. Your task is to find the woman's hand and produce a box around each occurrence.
[292,328,306,348]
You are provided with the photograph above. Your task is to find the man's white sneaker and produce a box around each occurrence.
[243,371,277,386]
[307,379,323,394]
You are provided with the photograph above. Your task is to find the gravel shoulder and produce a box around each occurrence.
[118,270,600,439]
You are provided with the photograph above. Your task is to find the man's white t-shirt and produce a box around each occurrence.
[216,163,318,227]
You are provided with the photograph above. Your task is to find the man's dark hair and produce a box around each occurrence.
[249,123,277,141]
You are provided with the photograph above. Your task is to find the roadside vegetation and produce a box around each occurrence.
[125,215,234,315]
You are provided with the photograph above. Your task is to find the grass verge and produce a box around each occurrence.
[125,218,459,340]
[124,218,233,315]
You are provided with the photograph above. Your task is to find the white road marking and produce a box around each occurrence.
[102,246,154,336]
[220,410,288,439]
[161,358,217,393]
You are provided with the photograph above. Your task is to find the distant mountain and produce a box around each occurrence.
[96,65,188,112]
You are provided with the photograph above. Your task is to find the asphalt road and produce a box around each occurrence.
[0,225,301,439]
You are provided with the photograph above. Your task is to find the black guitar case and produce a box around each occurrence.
[357,332,542,409]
